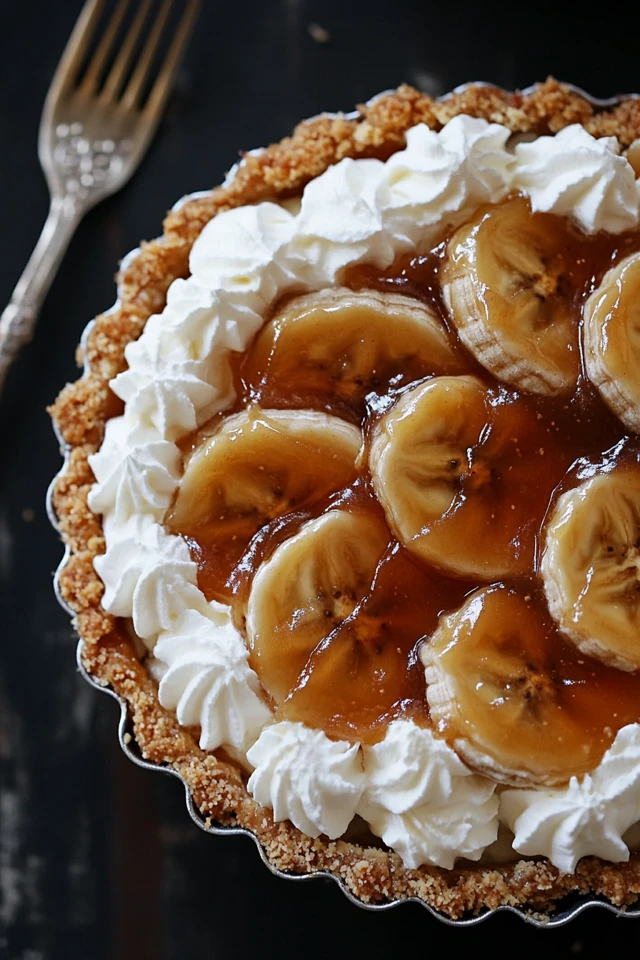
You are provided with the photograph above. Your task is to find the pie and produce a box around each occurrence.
[49,79,640,920]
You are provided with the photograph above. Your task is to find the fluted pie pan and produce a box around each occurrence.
[48,79,640,925]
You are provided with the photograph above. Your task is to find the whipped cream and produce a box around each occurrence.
[155,609,271,751]
[357,721,498,869]
[88,416,181,527]
[501,725,640,873]
[94,521,209,645]
[512,124,640,233]
[247,722,365,838]
[378,117,513,247]
[189,201,297,304]
[88,113,640,864]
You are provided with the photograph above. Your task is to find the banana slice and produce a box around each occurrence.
[541,464,640,672]
[242,287,467,412]
[167,408,361,600]
[421,585,640,786]
[246,509,390,705]
[440,196,580,396]
[583,252,640,432]
[369,375,565,579]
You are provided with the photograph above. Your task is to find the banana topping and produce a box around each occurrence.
[369,375,565,579]
[243,287,466,413]
[246,510,391,706]
[171,408,361,531]
[440,196,580,396]
[167,408,362,600]
[583,252,640,432]
[422,585,640,786]
[541,464,640,672]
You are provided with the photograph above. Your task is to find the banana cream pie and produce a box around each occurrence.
[50,80,640,918]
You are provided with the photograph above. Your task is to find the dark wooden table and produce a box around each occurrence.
[2,2,640,957]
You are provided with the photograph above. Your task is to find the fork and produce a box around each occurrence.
[0,0,199,394]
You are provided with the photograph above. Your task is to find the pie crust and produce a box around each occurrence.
[49,79,640,919]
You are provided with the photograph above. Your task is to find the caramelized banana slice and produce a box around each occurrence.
[167,409,361,601]
[246,510,390,704]
[242,287,466,413]
[369,375,566,579]
[441,197,580,396]
[422,585,640,786]
[541,465,640,672]
[583,252,640,432]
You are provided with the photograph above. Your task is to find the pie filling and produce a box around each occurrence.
[167,195,640,776]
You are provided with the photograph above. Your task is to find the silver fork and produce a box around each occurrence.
[0,0,200,393]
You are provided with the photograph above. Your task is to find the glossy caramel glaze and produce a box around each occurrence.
[167,199,640,754]
[427,583,640,783]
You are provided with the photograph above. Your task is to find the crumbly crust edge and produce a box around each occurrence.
[49,79,640,920]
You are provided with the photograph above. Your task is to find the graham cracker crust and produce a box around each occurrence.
[49,79,640,920]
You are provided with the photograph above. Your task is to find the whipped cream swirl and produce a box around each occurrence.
[501,725,640,874]
[357,721,499,869]
[155,609,271,751]
[247,722,365,838]
[512,125,640,233]
[88,113,640,858]
[88,417,181,528]
[93,521,208,644]
[378,117,513,247]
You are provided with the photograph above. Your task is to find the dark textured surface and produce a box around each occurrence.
[2,2,640,958]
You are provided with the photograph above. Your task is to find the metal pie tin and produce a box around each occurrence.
[48,83,640,927]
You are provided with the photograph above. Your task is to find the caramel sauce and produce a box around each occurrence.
[280,536,472,743]
[167,200,640,755]
[430,583,640,781]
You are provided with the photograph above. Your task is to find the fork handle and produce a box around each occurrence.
[0,195,81,394]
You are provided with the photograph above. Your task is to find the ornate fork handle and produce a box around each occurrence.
[0,0,199,397]
[0,195,82,393]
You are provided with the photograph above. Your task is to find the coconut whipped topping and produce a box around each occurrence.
[512,124,640,234]
[246,722,365,838]
[357,721,498,869]
[501,725,640,874]
[87,113,640,861]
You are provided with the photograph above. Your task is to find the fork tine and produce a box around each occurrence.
[78,0,130,96]
[121,0,172,110]
[45,0,105,100]
[142,0,200,121]
[100,0,153,103]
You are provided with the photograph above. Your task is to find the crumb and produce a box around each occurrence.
[123,732,132,745]
[22,508,35,522]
